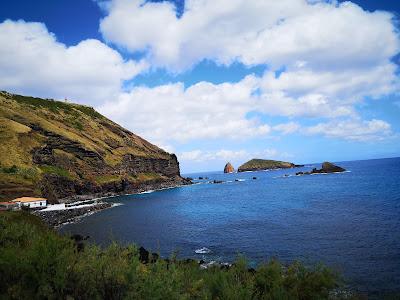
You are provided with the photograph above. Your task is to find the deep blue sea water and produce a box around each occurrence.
[60,158,400,295]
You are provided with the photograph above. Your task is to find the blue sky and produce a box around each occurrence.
[1,0,400,173]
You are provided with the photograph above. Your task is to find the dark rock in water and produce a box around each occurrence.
[199,259,205,265]
[224,162,235,173]
[186,177,193,181]
[205,177,209,180]
[235,179,239,182]
[252,177,257,180]
[296,162,346,176]
[321,162,346,173]
[199,177,203,180]
[213,180,224,184]
[139,246,149,264]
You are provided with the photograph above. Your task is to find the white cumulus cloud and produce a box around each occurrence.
[0,20,147,104]
[100,0,399,72]
[304,118,392,141]
[96,0,399,145]
[99,75,271,142]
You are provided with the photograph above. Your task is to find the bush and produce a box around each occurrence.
[0,212,343,299]
[40,165,71,179]
[2,165,18,174]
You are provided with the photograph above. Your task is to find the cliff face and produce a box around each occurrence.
[0,91,188,202]
[238,159,301,172]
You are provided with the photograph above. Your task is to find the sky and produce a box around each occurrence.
[1,0,400,173]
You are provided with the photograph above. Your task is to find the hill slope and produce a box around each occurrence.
[238,159,302,172]
[0,91,188,202]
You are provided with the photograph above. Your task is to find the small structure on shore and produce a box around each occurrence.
[12,197,47,209]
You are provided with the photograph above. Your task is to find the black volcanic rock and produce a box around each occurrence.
[320,162,346,173]
[296,162,346,176]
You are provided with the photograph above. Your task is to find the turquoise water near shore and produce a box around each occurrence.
[61,157,400,296]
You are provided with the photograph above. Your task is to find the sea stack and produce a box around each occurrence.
[224,162,235,173]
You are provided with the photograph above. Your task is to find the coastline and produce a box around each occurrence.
[32,178,192,228]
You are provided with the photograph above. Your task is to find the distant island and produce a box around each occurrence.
[237,159,303,172]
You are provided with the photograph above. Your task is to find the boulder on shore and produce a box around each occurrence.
[224,162,235,173]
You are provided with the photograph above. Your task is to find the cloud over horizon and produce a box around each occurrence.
[0,0,399,169]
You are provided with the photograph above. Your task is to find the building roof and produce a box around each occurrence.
[0,201,16,205]
[12,197,47,203]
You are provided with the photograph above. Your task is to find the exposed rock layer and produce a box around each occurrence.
[0,91,190,202]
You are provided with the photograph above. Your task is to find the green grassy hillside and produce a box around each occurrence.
[0,91,183,201]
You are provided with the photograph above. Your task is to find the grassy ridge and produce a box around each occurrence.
[0,91,176,200]
[0,212,346,299]
[238,159,295,172]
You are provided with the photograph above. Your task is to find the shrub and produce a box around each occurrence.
[40,165,71,179]
[2,165,18,174]
[0,212,343,299]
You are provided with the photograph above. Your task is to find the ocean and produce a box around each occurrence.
[60,157,400,296]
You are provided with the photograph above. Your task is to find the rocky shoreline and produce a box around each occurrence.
[32,202,113,228]
[32,179,192,228]
[55,177,191,203]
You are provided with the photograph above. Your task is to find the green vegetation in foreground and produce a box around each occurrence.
[0,212,349,300]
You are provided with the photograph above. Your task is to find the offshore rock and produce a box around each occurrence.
[295,162,346,176]
[223,162,235,173]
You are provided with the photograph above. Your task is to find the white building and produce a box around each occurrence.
[12,197,47,209]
